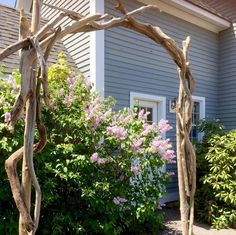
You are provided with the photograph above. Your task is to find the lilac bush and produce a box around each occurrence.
[0,54,176,234]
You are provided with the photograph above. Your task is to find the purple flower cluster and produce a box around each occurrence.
[150,138,176,163]
[131,137,144,154]
[113,196,127,205]
[118,114,133,124]
[141,123,155,136]
[90,153,110,165]
[138,109,150,120]
[85,97,112,129]
[158,119,172,135]
[7,75,18,90]
[83,78,92,90]
[64,77,77,106]
[162,149,176,163]
[131,166,141,176]
[107,125,127,140]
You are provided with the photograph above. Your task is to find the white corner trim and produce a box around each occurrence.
[192,95,206,140]
[130,92,166,121]
[138,0,230,33]
[15,0,32,12]
[192,95,206,119]
[90,0,105,97]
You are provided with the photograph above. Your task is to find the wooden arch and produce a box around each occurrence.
[0,1,196,235]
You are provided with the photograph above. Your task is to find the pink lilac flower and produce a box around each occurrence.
[84,78,92,90]
[150,138,171,155]
[4,112,11,122]
[113,196,127,205]
[131,138,144,154]
[64,94,73,106]
[158,119,172,135]
[90,153,110,165]
[85,97,111,129]
[118,114,133,124]
[67,77,76,92]
[90,153,99,163]
[104,109,112,118]
[142,123,155,136]
[131,166,141,176]
[8,76,18,90]
[138,109,150,120]
[97,157,110,165]
[107,125,127,140]
[162,149,176,163]
[124,115,133,124]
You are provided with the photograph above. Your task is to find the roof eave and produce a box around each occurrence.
[138,0,231,33]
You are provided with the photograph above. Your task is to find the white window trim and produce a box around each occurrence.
[192,95,205,119]
[90,0,105,97]
[130,92,166,122]
[192,95,206,140]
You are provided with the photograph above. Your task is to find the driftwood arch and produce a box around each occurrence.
[0,1,196,235]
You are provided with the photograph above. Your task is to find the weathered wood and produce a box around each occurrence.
[2,1,196,234]
[19,1,41,234]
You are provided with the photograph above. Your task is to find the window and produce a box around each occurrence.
[190,96,205,142]
[135,100,158,124]
[130,92,166,124]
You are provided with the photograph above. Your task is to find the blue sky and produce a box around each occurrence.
[0,0,15,7]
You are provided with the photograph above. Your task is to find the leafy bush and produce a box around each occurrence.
[195,119,236,229]
[0,54,174,234]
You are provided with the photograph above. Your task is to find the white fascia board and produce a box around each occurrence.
[15,0,32,12]
[138,0,231,33]
[90,0,105,97]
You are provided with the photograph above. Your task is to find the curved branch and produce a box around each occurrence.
[5,122,47,232]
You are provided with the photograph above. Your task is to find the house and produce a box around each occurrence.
[2,0,235,202]
[0,2,76,74]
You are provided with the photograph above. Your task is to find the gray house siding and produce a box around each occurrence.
[0,4,76,73]
[41,0,90,78]
[219,26,236,130]
[204,0,236,130]
[104,0,219,198]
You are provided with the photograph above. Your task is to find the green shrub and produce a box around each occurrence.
[0,54,174,234]
[195,119,236,229]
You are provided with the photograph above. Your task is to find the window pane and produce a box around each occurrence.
[136,105,153,124]
[190,101,200,142]
[146,107,153,123]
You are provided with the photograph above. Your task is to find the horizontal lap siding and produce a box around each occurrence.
[219,26,236,130]
[105,0,219,199]
[41,0,90,78]
[203,1,236,130]
[0,4,75,73]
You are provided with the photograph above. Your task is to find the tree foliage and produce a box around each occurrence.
[196,119,236,229]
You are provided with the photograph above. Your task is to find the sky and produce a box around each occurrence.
[0,0,15,7]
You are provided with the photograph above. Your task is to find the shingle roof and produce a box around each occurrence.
[185,0,231,22]
[0,4,76,74]
[201,0,236,22]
